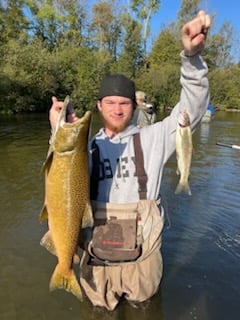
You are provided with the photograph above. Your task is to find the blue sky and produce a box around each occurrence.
[87,1,240,60]
[151,0,240,33]
[150,0,240,60]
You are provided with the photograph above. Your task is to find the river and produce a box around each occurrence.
[0,111,239,320]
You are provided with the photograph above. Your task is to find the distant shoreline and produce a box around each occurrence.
[225,108,240,112]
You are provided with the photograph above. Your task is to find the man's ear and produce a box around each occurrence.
[97,100,101,111]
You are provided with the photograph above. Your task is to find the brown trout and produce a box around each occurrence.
[175,109,192,196]
[40,96,93,301]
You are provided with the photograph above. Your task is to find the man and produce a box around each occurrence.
[49,11,211,310]
[132,90,156,127]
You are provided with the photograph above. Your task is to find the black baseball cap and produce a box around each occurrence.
[98,74,136,102]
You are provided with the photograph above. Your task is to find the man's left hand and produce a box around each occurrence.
[181,10,211,57]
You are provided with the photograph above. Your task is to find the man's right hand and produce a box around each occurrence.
[49,96,79,130]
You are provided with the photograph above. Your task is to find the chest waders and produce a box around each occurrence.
[79,133,165,310]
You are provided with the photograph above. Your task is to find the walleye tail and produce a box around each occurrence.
[175,182,192,196]
[49,265,83,301]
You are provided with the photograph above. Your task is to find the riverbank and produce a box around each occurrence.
[225,108,240,112]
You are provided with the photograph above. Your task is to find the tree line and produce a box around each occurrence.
[0,0,239,114]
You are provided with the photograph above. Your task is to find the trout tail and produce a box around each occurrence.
[49,265,83,301]
[175,182,192,196]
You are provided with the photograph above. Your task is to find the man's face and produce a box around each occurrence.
[136,98,145,106]
[97,96,135,136]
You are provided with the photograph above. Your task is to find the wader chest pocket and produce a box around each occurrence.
[90,210,141,262]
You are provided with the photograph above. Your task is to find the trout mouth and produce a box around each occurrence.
[57,96,72,128]
[178,109,190,127]
[63,111,92,128]
[58,96,92,128]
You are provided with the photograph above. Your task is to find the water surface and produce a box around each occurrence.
[0,111,239,319]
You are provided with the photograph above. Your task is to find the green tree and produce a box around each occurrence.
[26,0,87,49]
[1,39,56,112]
[57,0,87,46]
[209,65,240,110]
[149,27,181,65]
[56,46,112,109]
[1,0,240,113]
[26,0,61,48]
[91,0,121,58]
[130,0,161,56]
[0,0,29,44]
[114,14,143,78]
[136,63,180,110]
[206,22,234,68]
[136,25,182,109]
[177,0,201,27]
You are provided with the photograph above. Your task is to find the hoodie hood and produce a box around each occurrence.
[93,124,140,143]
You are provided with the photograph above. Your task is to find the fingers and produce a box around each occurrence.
[67,112,79,123]
[49,96,64,130]
[51,96,57,104]
[198,10,211,37]
[51,96,64,112]
[49,96,79,130]
[66,98,79,122]
[182,10,211,56]
[197,10,211,35]
[183,10,210,39]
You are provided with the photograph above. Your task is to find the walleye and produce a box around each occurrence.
[175,109,192,196]
[40,96,93,301]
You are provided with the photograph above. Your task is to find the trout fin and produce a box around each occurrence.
[40,230,80,264]
[72,253,80,264]
[40,148,53,176]
[49,265,83,301]
[175,182,192,196]
[82,201,94,228]
[39,204,48,222]
[40,230,57,256]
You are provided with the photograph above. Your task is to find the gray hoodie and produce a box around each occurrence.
[89,52,209,203]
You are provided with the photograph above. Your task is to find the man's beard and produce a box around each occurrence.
[102,118,128,134]
[100,112,134,135]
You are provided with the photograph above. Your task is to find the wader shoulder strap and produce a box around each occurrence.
[90,139,99,200]
[90,133,148,200]
[133,133,148,199]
